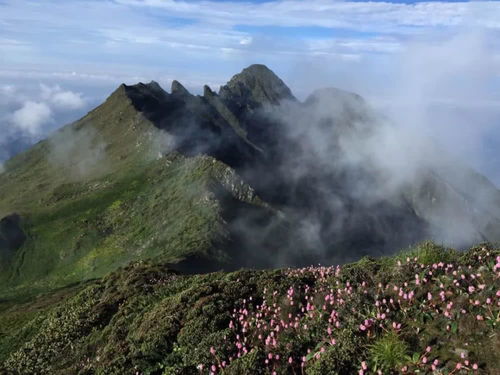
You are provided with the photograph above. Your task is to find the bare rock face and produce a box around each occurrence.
[0,214,25,261]
[219,64,296,109]
[170,80,190,96]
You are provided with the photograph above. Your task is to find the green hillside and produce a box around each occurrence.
[0,82,278,297]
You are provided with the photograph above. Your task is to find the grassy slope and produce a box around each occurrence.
[0,242,498,374]
[0,151,270,297]
[0,86,267,298]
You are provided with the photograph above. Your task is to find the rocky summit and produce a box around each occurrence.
[0,64,499,374]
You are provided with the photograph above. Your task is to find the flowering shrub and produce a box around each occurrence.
[202,245,500,374]
[2,243,499,374]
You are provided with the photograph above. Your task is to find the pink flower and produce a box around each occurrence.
[426,346,432,353]
[456,363,462,370]
[288,357,293,364]
[361,361,368,370]
[473,363,478,370]
[210,347,216,355]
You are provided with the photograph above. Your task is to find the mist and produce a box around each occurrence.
[47,125,109,181]
[254,30,500,260]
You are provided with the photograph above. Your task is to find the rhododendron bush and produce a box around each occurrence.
[202,245,499,374]
[2,243,498,374]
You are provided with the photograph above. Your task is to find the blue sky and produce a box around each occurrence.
[1,0,500,184]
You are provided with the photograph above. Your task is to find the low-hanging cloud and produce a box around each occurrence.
[11,101,52,135]
[0,83,90,164]
[40,84,87,111]
[47,125,109,181]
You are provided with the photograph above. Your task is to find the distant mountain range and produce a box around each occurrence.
[1,64,499,295]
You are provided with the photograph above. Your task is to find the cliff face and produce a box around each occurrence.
[1,64,499,295]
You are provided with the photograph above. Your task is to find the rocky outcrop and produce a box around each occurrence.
[0,214,25,255]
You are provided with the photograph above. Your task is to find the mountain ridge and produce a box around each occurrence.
[0,64,499,297]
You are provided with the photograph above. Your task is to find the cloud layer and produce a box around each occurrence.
[2,0,500,79]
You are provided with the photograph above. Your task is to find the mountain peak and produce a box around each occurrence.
[171,80,190,96]
[219,64,296,107]
[123,80,166,98]
[304,87,373,125]
[240,64,277,77]
[305,87,365,105]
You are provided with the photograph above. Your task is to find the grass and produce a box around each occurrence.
[369,332,408,373]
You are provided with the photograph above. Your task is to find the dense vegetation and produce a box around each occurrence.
[0,242,498,374]
[1,65,500,374]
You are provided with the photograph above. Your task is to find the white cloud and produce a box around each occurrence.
[40,84,86,110]
[115,0,499,31]
[50,90,86,110]
[308,37,401,55]
[1,84,16,95]
[1,0,499,74]
[240,37,253,46]
[11,101,52,135]
[0,83,92,156]
[8,85,86,137]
